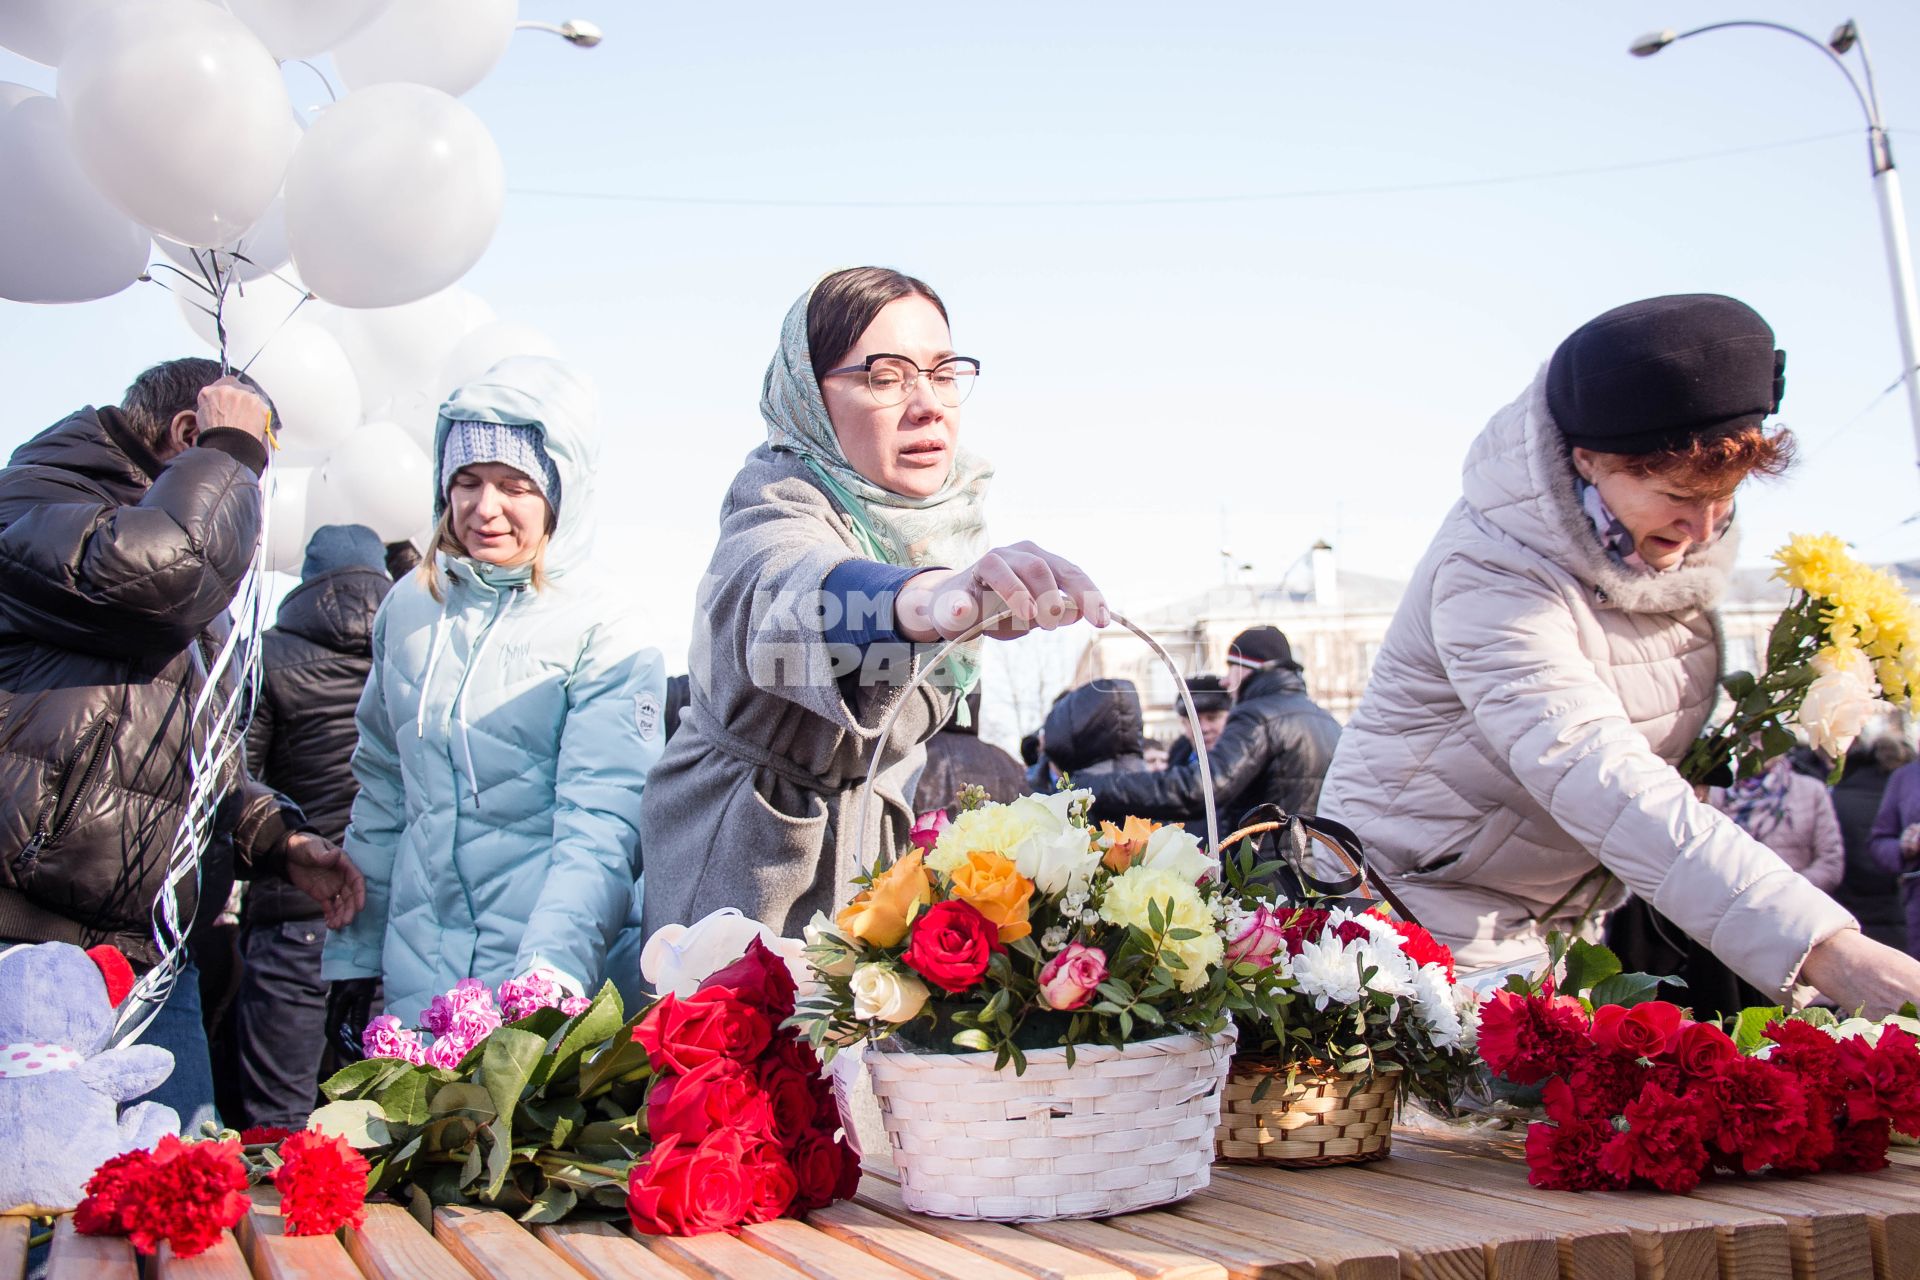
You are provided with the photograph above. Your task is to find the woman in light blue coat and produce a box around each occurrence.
[323,356,665,1028]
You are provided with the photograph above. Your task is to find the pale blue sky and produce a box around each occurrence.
[6,2,1920,692]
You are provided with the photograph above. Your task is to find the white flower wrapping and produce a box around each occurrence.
[640,908,810,997]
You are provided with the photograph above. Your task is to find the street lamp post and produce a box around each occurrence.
[1632,19,1920,480]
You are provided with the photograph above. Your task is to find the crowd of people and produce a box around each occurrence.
[3,273,1919,1134]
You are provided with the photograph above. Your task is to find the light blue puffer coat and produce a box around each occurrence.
[321,357,665,1026]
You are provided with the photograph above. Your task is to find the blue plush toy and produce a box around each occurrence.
[0,942,179,1215]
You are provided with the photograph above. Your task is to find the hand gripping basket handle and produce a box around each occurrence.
[854,610,1221,875]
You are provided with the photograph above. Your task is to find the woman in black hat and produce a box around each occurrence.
[1319,293,1920,1015]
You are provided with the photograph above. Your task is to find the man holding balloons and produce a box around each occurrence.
[0,359,364,1132]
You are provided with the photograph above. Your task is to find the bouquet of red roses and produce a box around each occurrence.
[1481,940,1920,1193]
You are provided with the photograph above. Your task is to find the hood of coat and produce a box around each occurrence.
[1045,679,1145,773]
[1461,366,1739,614]
[274,566,391,656]
[433,356,599,578]
[9,406,157,498]
[1236,664,1307,705]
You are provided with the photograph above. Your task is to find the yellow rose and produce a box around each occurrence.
[1099,816,1160,872]
[1097,865,1223,992]
[927,801,1050,874]
[835,849,931,948]
[947,850,1035,942]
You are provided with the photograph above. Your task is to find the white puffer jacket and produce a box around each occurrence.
[1320,369,1857,998]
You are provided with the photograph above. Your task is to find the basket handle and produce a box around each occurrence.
[854,609,1221,875]
[1219,808,1423,926]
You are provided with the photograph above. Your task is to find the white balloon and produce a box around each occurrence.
[312,286,494,414]
[0,0,119,65]
[242,320,361,457]
[285,85,502,308]
[154,112,302,284]
[59,0,296,248]
[261,463,315,575]
[0,88,151,303]
[223,0,393,60]
[368,389,442,452]
[312,421,434,542]
[330,0,516,97]
[174,271,314,365]
[440,322,562,394]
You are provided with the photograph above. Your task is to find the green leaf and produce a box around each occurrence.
[578,1032,651,1098]
[1587,972,1668,1009]
[320,1056,409,1101]
[1561,940,1622,997]
[1720,670,1758,700]
[544,982,626,1089]
[952,1029,993,1051]
[377,1066,434,1127]
[1799,1006,1839,1029]
[481,1027,549,1136]
[1008,935,1043,964]
[309,1100,391,1149]
[429,1082,498,1123]
[1147,897,1166,934]
[482,1124,513,1200]
[519,1184,578,1224]
[1731,1005,1785,1054]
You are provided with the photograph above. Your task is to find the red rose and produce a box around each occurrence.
[742,1145,800,1224]
[788,1127,850,1213]
[1701,1056,1809,1174]
[1596,1083,1711,1193]
[633,990,772,1074]
[1563,1046,1651,1121]
[1670,1021,1738,1079]
[1331,918,1373,946]
[1279,908,1329,956]
[1590,1001,1685,1060]
[1388,919,1456,980]
[78,1136,250,1258]
[627,1131,753,1236]
[1836,1028,1920,1134]
[1826,1118,1894,1173]
[834,1131,863,1201]
[647,1058,775,1148]
[1477,990,1591,1085]
[699,938,800,1020]
[770,1030,823,1078]
[901,899,1003,994]
[273,1131,371,1236]
[759,1060,824,1143]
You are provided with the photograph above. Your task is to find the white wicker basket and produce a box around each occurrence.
[867,1024,1237,1221]
[853,610,1235,1222]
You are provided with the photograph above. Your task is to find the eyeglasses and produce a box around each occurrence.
[820,353,981,407]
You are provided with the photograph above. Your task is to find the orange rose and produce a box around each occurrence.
[835,849,932,948]
[1099,816,1161,872]
[946,850,1034,943]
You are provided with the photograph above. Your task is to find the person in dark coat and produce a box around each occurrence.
[1166,674,1232,769]
[234,525,392,1128]
[1044,678,1149,780]
[0,360,363,1133]
[913,688,1028,812]
[1081,626,1342,833]
[1833,735,1912,954]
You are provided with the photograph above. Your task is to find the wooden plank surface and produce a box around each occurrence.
[1018,1216,1229,1280]
[344,1203,471,1280]
[434,1205,580,1280]
[1103,1207,1326,1280]
[1166,1191,1406,1280]
[0,1217,29,1280]
[155,1233,253,1279]
[855,1179,1133,1280]
[45,1214,138,1280]
[642,1228,813,1279]
[236,1199,364,1280]
[1684,1181,1876,1280]
[1800,1173,1920,1280]
[805,1199,1039,1280]
[539,1221,690,1280]
[743,1217,924,1280]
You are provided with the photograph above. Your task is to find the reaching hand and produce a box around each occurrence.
[895,541,1109,642]
[1800,929,1920,1018]
[324,978,380,1063]
[1900,823,1920,860]
[194,375,272,443]
[284,831,365,929]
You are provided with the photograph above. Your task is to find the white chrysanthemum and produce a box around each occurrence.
[1454,981,1483,1051]
[1412,963,1465,1049]
[1358,938,1419,1000]
[1287,933,1368,1010]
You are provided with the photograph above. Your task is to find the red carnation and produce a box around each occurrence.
[1670,1021,1739,1080]
[1596,1083,1711,1194]
[1772,1089,1840,1175]
[1477,990,1591,1085]
[1563,1046,1651,1121]
[646,1058,775,1148]
[627,1131,754,1236]
[238,1126,294,1147]
[1765,1019,1844,1090]
[1590,1001,1685,1060]
[78,1136,249,1258]
[1331,918,1373,946]
[633,990,772,1075]
[1388,919,1455,980]
[1835,1028,1920,1134]
[1524,1081,1624,1190]
[1702,1056,1809,1174]
[901,900,1003,994]
[1827,1118,1894,1173]
[273,1130,371,1236]
[698,938,799,1021]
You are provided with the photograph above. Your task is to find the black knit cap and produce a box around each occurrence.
[1227,626,1297,671]
[1183,674,1232,715]
[1546,293,1786,455]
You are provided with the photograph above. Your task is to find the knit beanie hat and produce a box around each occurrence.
[1227,626,1298,671]
[301,523,388,581]
[1546,294,1786,455]
[441,420,561,509]
[1183,674,1233,715]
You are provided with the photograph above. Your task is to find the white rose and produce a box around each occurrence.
[1139,825,1219,884]
[640,908,808,998]
[1017,817,1105,896]
[1032,787,1094,825]
[802,911,858,978]
[1799,648,1887,759]
[850,964,929,1023]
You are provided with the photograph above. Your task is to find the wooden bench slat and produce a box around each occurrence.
[237,1200,366,1280]
[854,1180,1132,1280]
[1102,1208,1325,1280]
[434,1205,581,1280]
[641,1229,813,1279]
[1017,1217,1228,1280]
[45,1216,137,1280]
[538,1221,689,1280]
[1798,1173,1920,1280]
[742,1217,923,1280]
[1171,1192,1408,1280]
[155,1234,253,1280]
[1683,1183,1876,1280]
[0,1217,29,1280]
[344,1203,472,1280]
[804,1199,1036,1280]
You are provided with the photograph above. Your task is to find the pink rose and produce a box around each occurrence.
[1226,906,1288,966]
[1038,943,1108,1012]
[910,809,950,852]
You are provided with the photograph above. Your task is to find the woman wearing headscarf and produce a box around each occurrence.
[1319,294,1920,1015]
[322,356,665,1029]
[641,267,1107,939]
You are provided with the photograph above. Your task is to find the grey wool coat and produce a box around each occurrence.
[639,446,955,940]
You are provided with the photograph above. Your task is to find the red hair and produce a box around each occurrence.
[1608,425,1796,498]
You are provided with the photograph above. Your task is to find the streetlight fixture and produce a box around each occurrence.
[516,18,603,47]
[1630,18,1920,480]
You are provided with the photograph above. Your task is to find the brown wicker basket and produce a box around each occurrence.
[1215,1060,1400,1166]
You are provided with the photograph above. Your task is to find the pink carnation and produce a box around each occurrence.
[498,972,566,1022]
[362,1015,425,1063]
[422,978,496,1037]
[560,996,592,1016]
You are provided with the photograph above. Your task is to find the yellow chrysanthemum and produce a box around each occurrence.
[1097,865,1222,991]
[926,801,1051,874]
[1774,534,1920,708]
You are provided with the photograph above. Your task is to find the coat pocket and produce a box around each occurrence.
[1400,804,1524,887]
[14,712,116,877]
